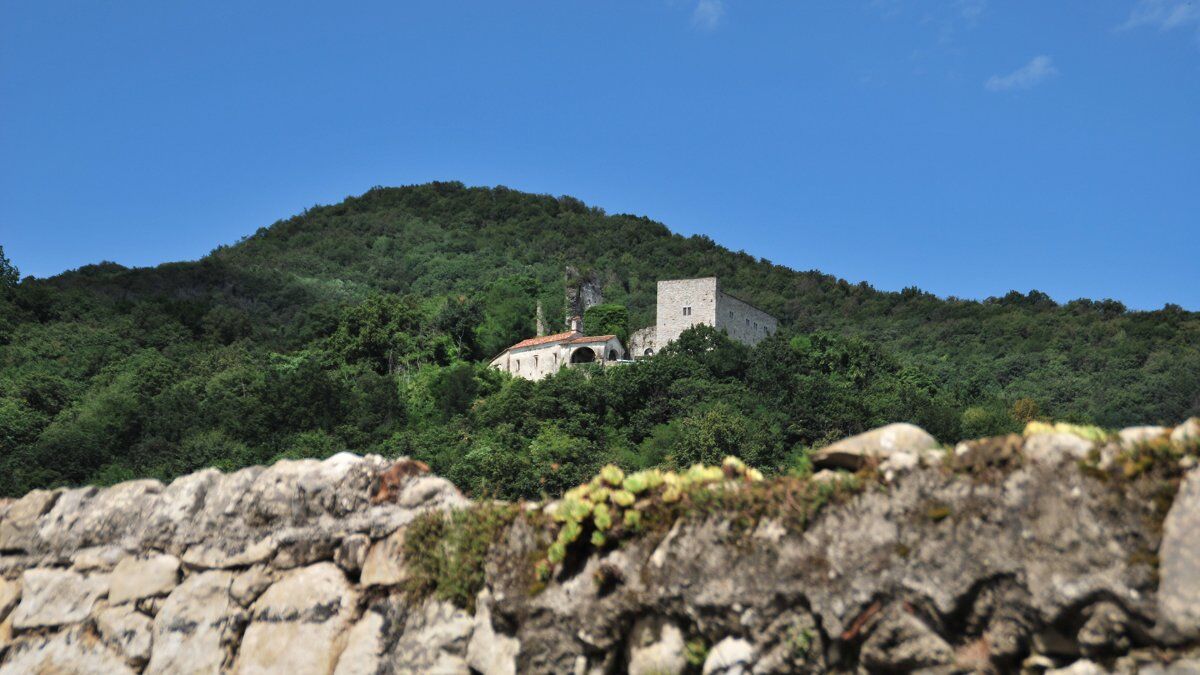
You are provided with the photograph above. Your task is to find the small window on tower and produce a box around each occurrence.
[683,306,692,316]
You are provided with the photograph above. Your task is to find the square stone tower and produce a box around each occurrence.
[653,277,778,350]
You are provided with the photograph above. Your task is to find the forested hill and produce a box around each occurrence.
[1,181,1197,497]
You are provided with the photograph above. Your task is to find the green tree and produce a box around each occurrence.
[0,246,16,288]
[583,303,630,344]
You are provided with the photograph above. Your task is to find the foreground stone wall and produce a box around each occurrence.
[1,420,1199,673]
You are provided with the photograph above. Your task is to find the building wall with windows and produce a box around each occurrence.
[715,289,778,346]
[489,332,625,380]
[643,277,778,353]
[655,277,719,348]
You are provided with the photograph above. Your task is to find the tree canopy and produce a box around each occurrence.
[1,182,1196,498]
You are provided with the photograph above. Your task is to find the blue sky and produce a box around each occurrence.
[1,1,1197,309]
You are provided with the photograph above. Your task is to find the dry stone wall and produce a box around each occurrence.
[1,422,1200,673]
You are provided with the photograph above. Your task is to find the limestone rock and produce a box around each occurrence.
[702,637,754,675]
[0,616,10,655]
[108,553,179,604]
[626,616,687,675]
[1172,418,1200,450]
[146,570,244,675]
[235,562,359,675]
[35,486,98,554]
[1118,425,1170,450]
[230,564,275,607]
[71,545,127,572]
[335,533,371,575]
[385,598,473,674]
[183,537,277,569]
[0,578,18,623]
[1159,466,1200,641]
[811,423,939,470]
[1046,660,1106,675]
[467,589,519,675]
[859,609,954,672]
[95,603,154,665]
[360,528,408,587]
[1077,601,1129,657]
[10,568,107,629]
[0,626,134,675]
[334,606,387,675]
[1023,432,1094,466]
[0,489,58,552]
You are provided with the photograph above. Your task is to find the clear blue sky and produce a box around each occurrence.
[2,1,1197,309]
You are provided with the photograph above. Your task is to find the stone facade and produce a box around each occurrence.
[639,277,777,356]
[489,332,625,381]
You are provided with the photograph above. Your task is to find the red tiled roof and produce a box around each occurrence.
[567,335,616,344]
[507,331,581,350]
[503,332,618,352]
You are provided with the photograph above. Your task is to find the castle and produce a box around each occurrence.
[489,276,778,380]
[627,277,778,357]
[489,275,777,379]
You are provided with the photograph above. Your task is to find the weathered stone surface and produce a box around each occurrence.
[3,435,1200,673]
[0,627,135,675]
[0,489,58,552]
[360,528,408,587]
[333,609,385,675]
[1173,418,1200,449]
[10,568,107,629]
[109,553,180,604]
[71,545,127,572]
[0,578,18,623]
[702,637,754,675]
[385,598,473,674]
[335,533,370,574]
[96,603,154,665]
[811,423,939,470]
[1119,425,1170,449]
[235,562,359,675]
[859,608,954,672]
[230,564,275,608]
[467,589,519,675]
[1023,432,1094,466]
[1160,466,1200,641]
[146,570,243,675]
[626,616,687,675]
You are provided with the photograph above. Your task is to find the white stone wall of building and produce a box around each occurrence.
[655,278,718,348]
[489,337,625,380]
[628,326,657,358]
[715,291,778,347]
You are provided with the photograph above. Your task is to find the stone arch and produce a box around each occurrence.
[644,348,654,357]
[607,349,618,361]
[570,348,597,364]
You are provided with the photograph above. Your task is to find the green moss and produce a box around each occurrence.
[684,638,709,667]
[402,502,520,611]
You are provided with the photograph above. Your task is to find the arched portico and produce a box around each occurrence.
[570,347,597,364]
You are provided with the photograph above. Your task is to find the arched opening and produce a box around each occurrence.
[643,348,654,357]
[607,349,618,361]
[570,348,596,365]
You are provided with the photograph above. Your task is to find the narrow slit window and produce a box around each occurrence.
[683,306,692,316]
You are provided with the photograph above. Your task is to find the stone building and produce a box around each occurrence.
[489,330,625,380]
[628,277,778,357]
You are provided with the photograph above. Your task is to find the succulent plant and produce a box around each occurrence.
[540,457,766,573]
[600,464,625,486]
[610,489,635,507]
[593,503,613,530]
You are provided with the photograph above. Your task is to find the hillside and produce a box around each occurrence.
[0,181,1198,497]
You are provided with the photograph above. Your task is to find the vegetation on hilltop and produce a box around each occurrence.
[0,183,1197,498]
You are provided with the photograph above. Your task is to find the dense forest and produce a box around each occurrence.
[2,182,1197,499]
